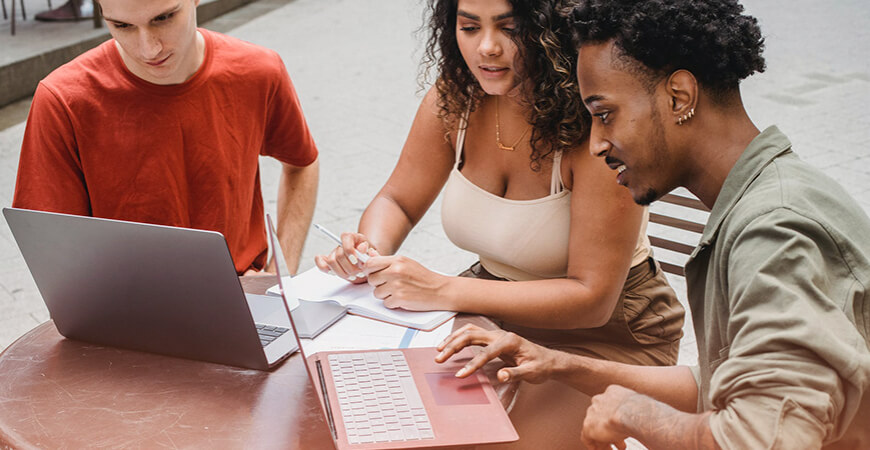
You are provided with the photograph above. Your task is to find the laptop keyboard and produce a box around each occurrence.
[328,351,434,445]
[255,323,290,347]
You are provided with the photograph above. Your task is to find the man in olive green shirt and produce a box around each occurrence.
[683,125,870,448]
[433,0,870,448]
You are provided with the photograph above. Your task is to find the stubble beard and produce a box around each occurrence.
[633,106,669,206]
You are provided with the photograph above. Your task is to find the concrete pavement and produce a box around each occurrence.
[1,0,868,373]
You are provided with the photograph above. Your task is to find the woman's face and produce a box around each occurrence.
[455,0,521,96]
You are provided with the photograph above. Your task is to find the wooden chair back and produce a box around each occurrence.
[647,190,710,277]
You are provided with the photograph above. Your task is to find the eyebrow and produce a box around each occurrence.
[103,4,181,24]
[583,94,605,106]
[456,10,515,22]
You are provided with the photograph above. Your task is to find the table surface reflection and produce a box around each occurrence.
[0,276,516,449]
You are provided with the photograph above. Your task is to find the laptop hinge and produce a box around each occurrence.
[316,359,338,440]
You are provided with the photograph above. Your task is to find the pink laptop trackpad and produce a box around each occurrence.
[424,372,489,405]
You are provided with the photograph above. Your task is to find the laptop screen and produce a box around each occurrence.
[264,215,339,438]
[264,215,313,360]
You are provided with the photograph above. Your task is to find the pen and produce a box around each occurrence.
[313,223,370,263]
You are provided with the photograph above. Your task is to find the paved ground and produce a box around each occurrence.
[0,0,105,65]
[0,0,868,374]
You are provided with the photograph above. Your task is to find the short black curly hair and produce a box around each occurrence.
[567,0,766,99]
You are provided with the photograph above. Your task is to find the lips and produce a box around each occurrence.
[604,156,624,170]
[605,156,628,185]
[479,65,508,78]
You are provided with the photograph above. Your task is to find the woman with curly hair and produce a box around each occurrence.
[316,0,684,365]
[317,2,685,443]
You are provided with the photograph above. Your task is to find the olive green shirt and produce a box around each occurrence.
[685,126,870,449]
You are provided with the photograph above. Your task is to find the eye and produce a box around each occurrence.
[593,112,610,124]
[459,25,479,32]
[110,22,131,29]
[154,12,175,23]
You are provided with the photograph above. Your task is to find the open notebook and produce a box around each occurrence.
[268,268,456,332]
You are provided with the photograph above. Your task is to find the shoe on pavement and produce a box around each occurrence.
[35,0,93,21]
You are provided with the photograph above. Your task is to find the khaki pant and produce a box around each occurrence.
[459,257,684,366]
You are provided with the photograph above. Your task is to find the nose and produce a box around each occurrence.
[478,30,502,57]
[588,124,611,158]
[138,29,163,60]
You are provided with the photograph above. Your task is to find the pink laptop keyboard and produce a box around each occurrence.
[328,351,435,444]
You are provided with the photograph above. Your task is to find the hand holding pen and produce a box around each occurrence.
[312,224,378,283]
[312,223,451,310]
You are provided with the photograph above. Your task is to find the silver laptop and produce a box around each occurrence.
[265,217,518,449]
[3,207,297,371]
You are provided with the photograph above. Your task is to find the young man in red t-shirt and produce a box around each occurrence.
[13,0,319,275]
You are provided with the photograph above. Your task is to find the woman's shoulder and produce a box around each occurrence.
[559,140,598,191]
[416,85,465,144]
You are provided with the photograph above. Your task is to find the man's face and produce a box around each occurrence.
[100,0,202,85]
[577,41,681,205]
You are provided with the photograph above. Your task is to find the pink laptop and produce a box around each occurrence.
[267,217,518,448]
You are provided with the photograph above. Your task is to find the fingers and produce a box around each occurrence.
[314,232,374,282]
[455,333,528,380]
[454,346,504,378]
[314,255,330,273]
[496,365,535,383]
[580,435,624,450]
[340,232,366,266]
[435,324,489,354]
[434,326,511,376]
[362,255,392,279]
[335,246,365,280]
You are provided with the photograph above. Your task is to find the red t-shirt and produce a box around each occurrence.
[13,29,318,273]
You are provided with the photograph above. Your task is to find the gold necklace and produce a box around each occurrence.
[495,96,531,151]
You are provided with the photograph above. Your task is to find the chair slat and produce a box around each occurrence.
[658,261,686,276]
[649,213,706,234]
[648,236,695,256]
[660,193,710,211]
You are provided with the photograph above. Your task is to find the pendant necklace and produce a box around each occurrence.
[495,95,531,151]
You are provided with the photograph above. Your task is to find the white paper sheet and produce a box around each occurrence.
[301,315,455,355]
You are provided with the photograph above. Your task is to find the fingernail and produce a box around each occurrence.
[455,368,467,377]
[348,275,357,281]
[356,272,364,278]
[436,350,446,359]
[348,254,358,265]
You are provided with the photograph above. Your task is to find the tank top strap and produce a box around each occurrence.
[550,150,565,194]
[454,102,472,168]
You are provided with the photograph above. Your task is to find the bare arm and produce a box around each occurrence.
[357,88,455,254]
[437,325,714,449]
[582,386,717,450]
[440,325,698,410]
[314,87,455,277]
[276,158,319,274]
[365,144,645,329]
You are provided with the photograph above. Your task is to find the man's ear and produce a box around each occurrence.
[666,70,698,125]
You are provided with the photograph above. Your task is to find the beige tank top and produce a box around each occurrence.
[441,106,651,281]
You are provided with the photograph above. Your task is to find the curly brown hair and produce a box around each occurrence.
[420,0,589,171]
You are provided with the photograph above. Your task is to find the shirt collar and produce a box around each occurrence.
[691,126,793,256]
